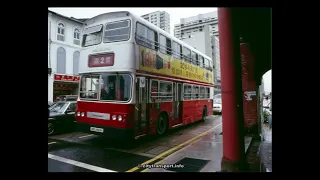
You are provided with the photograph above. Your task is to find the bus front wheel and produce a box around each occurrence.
[156,113,168,136]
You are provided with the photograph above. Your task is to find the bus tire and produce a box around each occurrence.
[202,106,207,121]
[156,112,168,136]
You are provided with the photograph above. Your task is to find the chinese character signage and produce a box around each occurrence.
[139,46,213,84]
[54,74,80,82]
[88,53,114,67]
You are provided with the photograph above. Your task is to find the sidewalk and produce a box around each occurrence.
[144,125,253,172]
[259,124,272,172]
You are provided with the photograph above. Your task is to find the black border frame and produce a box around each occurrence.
[6,4,294,176]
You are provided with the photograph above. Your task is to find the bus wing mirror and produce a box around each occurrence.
[139,77,145,88]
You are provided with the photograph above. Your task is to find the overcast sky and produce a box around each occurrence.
[48,7,217,35]
[263,70,272,93]
[48,7,271,93]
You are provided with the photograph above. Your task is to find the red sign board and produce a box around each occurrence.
[54,84,76,90]
[88,53,114,67]
[54,74,80,82]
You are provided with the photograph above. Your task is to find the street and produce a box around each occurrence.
[48,115,222,172]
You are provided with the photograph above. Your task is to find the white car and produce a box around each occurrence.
[213,98,222,114]
[214,94,221,99]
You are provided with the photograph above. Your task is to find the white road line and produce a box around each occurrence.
[48,154,117,172]
[78,134,95,139]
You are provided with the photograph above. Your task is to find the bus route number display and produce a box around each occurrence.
[88,53,114,67]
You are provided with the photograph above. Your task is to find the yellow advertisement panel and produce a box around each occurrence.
[138,46,213,84]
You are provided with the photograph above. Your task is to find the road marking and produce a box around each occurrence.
[78,134,95,139]
[126,123,222,172]
[141,123,222,172]
[48,153,117,172]
[48,142,57,145]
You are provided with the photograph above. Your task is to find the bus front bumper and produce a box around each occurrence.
[76,122,134,140]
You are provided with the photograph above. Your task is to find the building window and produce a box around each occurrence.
[73,28,80,45]
[57,47,66,74]
[73,51,80,75]
[57,23,65,41]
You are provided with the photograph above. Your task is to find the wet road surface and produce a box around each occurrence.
[48,115,221,172]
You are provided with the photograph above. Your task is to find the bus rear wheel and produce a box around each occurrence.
[156,113,168,136]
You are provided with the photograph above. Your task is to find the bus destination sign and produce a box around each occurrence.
[88,53,114,67]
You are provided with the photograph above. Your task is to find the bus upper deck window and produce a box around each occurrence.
[104,20,131,43]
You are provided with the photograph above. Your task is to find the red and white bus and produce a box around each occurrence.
[75,11,214,140]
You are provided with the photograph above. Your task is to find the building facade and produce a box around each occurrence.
[212,36,221,94]
[180,25,221,94]
[176,11,220,94]
[141,11,170,33]
[181,24,213,59]
[48,10,84,102]
[174,11,219,39]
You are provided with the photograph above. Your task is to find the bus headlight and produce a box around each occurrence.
[112,115,117,120]
[77,112,80,116]
[81,112,85,117]
[118,115,122,121]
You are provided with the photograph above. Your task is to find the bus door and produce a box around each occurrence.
[172,83,183,124]
[134,77,149,136]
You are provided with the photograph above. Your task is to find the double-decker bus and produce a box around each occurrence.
[75,11,214,140]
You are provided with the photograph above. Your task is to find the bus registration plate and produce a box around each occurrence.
[90,127,104,133]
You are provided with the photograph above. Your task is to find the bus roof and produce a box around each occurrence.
[84,11,212,61]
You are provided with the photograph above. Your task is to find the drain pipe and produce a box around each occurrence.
[48,13,52,73]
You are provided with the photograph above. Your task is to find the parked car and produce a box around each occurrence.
[48,101,77,135]
[214,94,221,99]
[213,98,222,114]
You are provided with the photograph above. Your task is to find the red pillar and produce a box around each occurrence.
[218,8,247,171]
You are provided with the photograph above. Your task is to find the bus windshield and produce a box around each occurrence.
[82,25,103,47]
[79,75,100,100]
[80,73,132,102]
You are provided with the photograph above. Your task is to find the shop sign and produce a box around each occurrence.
[54,74,80,82]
